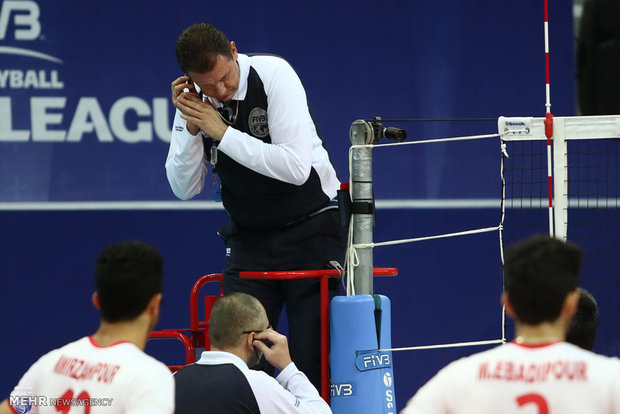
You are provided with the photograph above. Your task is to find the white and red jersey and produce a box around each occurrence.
[8,336,174,414]
[401,341,620,414]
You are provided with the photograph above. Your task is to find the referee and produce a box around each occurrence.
[166,23,344,389]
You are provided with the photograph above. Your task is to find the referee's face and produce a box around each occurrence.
[189,42,240,102]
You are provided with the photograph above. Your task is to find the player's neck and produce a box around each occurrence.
[92,317,151,350]
[514,321,565,345]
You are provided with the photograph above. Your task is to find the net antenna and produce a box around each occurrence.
[544,0,555,237]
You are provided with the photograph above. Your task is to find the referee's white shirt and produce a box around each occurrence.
[165,53,339,201]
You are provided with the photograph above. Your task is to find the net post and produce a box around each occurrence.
[349,120,375,295]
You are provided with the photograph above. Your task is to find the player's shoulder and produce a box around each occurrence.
[30,336,89,365]
[447,343,503,365]
[558,343,620,382]
[116,344,172,376]
[424,343,507,379]
[100,342,174,391]
[84,337,172,378]
[565,342,620,366]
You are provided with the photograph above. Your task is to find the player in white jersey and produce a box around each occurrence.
[401,235,620,414]
[0,241,174,414]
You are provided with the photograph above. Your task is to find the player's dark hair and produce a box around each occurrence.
[95,240,163,322]
[503,235,582,325]
[209,293,266,348]
[566,287,599,350]
[176,23,233,74]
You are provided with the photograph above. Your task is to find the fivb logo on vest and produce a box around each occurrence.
[249,107,269,138]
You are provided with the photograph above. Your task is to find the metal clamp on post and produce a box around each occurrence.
[351,200,374,215]
[338,182,374,228]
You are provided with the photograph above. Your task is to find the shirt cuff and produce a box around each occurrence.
[217,126,240,152]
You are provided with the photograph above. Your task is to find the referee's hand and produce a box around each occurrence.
[177,93,228,140]
[253,329,293,371]
[171,75,200,135]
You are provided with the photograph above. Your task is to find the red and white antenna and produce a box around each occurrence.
[543,0,555,237]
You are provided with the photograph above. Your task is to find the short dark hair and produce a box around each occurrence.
[175,23,233,74]
[566,287,599,350]
[504,235,582,325]
[209,293,265,348]
[95,240,163,322]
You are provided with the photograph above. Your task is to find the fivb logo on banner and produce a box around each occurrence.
[0,0,171,143]
[0,0,41,41]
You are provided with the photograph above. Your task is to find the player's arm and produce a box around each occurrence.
[217,58,315,186]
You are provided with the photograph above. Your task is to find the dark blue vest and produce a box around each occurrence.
[204,64,329,230]
[174,363,261,414]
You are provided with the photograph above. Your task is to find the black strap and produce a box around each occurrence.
[351,201,374,215]
[373,294,383,348]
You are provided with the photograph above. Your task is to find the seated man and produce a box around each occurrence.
[173,292,331,413]
[401,235,620,414]
[0,240,174,414]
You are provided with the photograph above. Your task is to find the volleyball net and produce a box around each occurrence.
[332,113,620,413]
[343,114,620,355]
[500,114,620,355]
[345,118,506,353]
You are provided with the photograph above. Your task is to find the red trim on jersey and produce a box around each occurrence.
[8,402,20,414]
[88,336,131,348]
[511,340,561,348]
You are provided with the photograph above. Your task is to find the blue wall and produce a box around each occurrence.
[1,0,577,410]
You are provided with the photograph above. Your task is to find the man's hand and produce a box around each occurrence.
[253,329,293,371]
[177,93,228,141]
[170,75,200,135]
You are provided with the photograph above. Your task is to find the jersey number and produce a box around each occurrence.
[516,393,549,414]
[55,389,91,414]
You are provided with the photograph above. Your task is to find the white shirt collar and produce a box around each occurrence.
[196,350,250,373]
[233,53,249,101]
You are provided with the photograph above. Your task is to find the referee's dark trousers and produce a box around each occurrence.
[220,207,345,390]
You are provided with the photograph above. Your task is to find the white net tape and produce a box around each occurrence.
[377,339,504,353]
